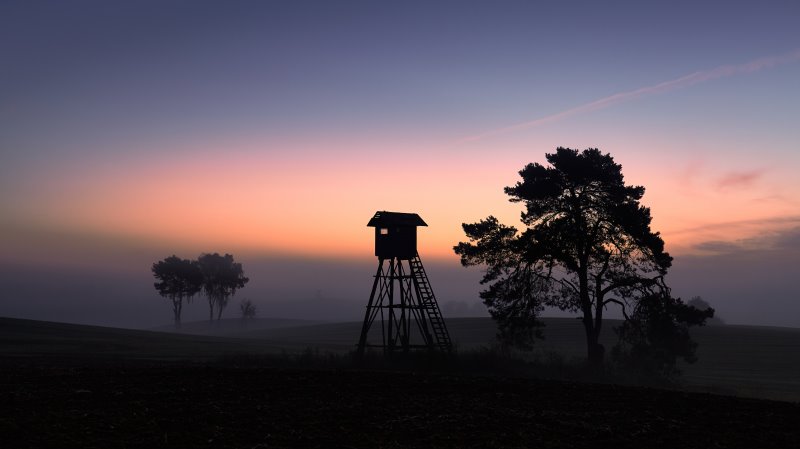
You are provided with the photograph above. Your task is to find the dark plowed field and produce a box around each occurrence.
[2,361,798,448]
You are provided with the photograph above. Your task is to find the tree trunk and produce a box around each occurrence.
[208,298,215,323]
[578,261,603,369]
[582,316,603,368]
[592,285,605,369]
[173,299,182,330]
[216,298,225,322]
[589,342,605,368]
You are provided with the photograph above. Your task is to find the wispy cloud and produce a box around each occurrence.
[668,215,800,236]
[716,169,766,190]
[692,226,800,256]
[693,240,748,254]
[459,48,800,143]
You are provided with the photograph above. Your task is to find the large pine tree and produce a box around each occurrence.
[455,147,709,368]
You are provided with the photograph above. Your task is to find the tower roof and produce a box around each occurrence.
[367,211,427,227]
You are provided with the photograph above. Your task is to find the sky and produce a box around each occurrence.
[1,0,799,328]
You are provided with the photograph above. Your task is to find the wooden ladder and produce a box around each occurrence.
[409,253,453,351]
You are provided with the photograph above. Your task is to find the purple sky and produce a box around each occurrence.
[1,0,799,328]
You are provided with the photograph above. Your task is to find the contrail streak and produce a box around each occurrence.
[459,49,800,143]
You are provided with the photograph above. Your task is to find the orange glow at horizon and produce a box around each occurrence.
[4,136,798,264]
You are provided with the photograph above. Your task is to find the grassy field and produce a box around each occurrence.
[0,317,285,361]
[2,316,799,401]
[234,317,800,401]
[149,317,324,336]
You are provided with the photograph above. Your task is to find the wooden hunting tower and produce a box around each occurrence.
[357,211,452,354]
[370,211,425,259]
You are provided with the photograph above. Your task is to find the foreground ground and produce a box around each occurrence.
[2,359,799,448]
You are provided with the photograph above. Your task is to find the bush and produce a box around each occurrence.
[612,293,713,380]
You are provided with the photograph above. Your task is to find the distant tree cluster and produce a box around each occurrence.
[688,296,724,325]
[152,253,249,328]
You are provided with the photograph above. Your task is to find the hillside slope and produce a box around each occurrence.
[2,316,799,401]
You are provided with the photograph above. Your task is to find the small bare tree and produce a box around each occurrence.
[240,298,256,322]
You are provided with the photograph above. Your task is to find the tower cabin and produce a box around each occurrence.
[367,211,427,260]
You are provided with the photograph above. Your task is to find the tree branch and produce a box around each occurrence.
[603,298,630,320]
[558,277,579,294]
[600,274,658,296]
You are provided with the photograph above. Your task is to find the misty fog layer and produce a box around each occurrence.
[1,226,798,329]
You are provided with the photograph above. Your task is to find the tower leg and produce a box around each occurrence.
[356,259,384,357]
[357,254,451,354]
[398,259,411,352]
[387,258,395,354]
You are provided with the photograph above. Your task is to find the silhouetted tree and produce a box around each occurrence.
[151,255,203,329]
[197,253,249,322]
[612,291,713,378]
[240,299,256,321]
[455,147,709,368]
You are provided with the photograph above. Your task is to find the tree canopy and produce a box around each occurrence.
[197,253,249,322]
[151,255,203,329]
[455,147,710,369]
